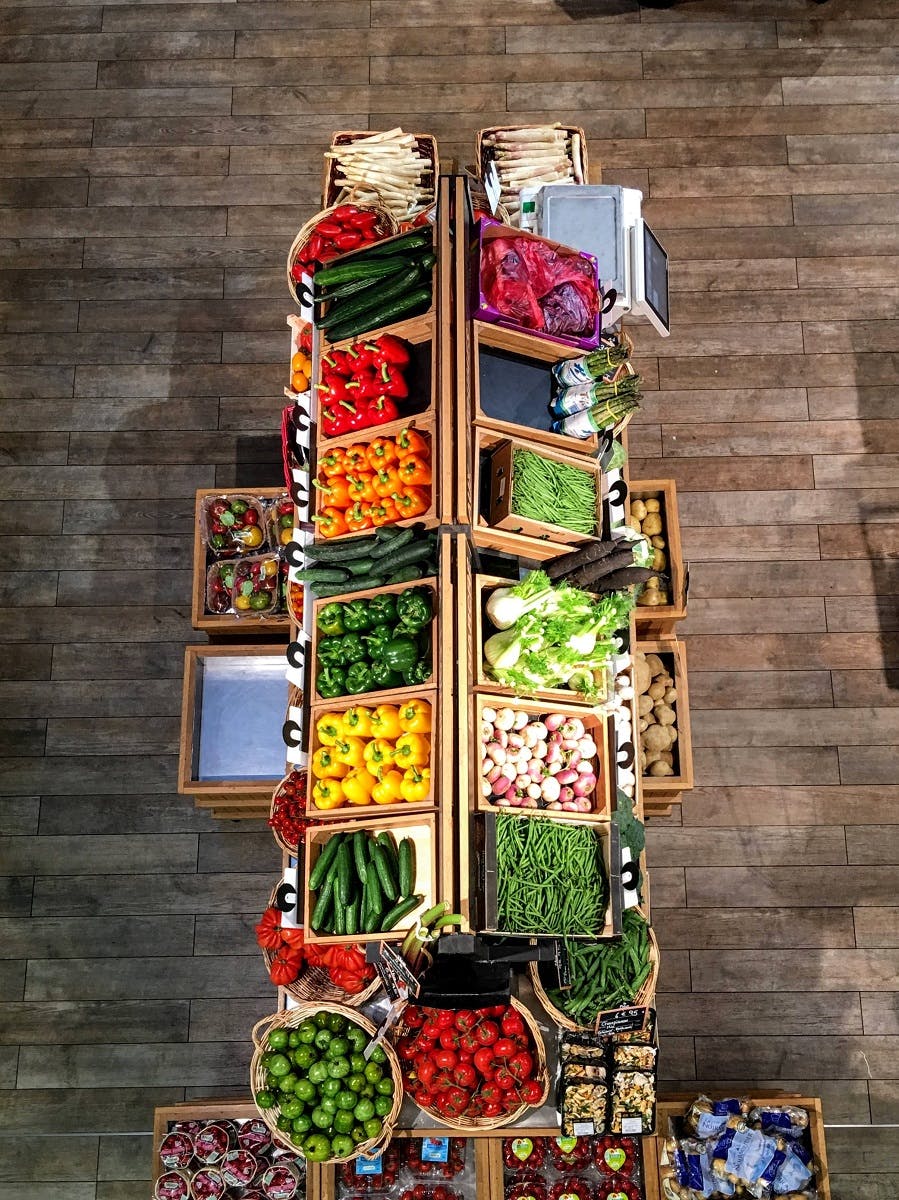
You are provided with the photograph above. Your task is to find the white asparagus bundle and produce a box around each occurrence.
[326,127,434,221]
[483,124,586,224]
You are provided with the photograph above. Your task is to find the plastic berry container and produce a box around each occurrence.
[505,1175,548,1200]
[221,1149,257,1189]
[338,1142,400,1192]
[595,1179,642,1200]
[547,1136,591,1173]
[232,554,281,616]
[503,1137,546,1173]
[192,1125,233,1166]
[205,560,237,615]
[269,496,295,549]
[237,1118,272,1157]
[201,494,267,556]
[260,1161,301,1200]
[404,1137,467,1180]
[594,1136,640,1180]
[548,1179,591,1200]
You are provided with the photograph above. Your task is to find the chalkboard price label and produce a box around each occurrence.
[594,1005,648,1037]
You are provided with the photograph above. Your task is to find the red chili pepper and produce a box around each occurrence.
[334,230,362,252]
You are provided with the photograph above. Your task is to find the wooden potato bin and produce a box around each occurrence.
[630,479,687,632]
[179,643,290,818]
[634,636,693,815]
[191,487,293,635]
[472,427,607,561]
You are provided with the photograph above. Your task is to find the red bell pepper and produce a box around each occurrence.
[365,395,400,425]
[380,362,409,398]
[367,335,411,367]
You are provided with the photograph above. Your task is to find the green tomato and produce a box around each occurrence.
[260,1052,276,1069]
[302,1133,332,1162]
[363,1117,383,1140]
[320,1077,341,1097]
[346,1026,368,1053]
[308,1061,329,1086]
[374,1095,392,1117]
[314,1013,330,1030]
[292,1046,317,1070]
[326,1056,350,1080]
[254,1089,275,1110]
[265,1074,280,1092]
[268,1029,289,1051]
[296,1020,317,1044]
[349,1053,366,1074]
[351,1125,366,1144]
[353,1098,375,1123]
[331,1134,355,1159]
[333,1109,355,1135]
[276,1115,293,1132]
[292,1114,312,1135]
[321,1097,338,1116]
[267,1053,291,1077]
[336,1090,357,1111]
[314,1029,333,1051]
[294,1079,316,1103]
[310,1106,332,1131]
[363,1062,383,1084]
[347,1073,366,1093]
[327,1012,348,1034]
[280,1097,304,1120]
[369,1045,387,1065]
[326,1037,349,1060]
[288,1031,301,1049]
[375,1077,394,1096]
[277,1072,299,1093]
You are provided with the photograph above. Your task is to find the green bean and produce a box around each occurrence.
[510,449,597,536]
[545,909,653,1025]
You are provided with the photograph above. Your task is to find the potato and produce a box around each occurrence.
[644,498,660,513]
[637,591,661,607]
[645,654,665,677]
[660,750,674,766]
[643,711,656,725]
[643,747,662,766]
[649,759,674,777]
[668,727,678,744]
[633,655,652,696]
[648,681,666,701]
[643,724,671,752]
[630,499,647,521]
[637,693,654,716]
[639,750,647,771]
[655,704,677,727]
[664,687,678,703]
[642,513,663,537]
[657,590,670,604]
[638,716,650,732]
[625,515,641,532]
[651,535,666,549]
[657,675,673,688]
[652,549,667,572]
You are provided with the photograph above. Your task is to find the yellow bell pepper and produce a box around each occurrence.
[342,767,376,806]
[311,747,349,780]
[312,778,345,809]
[401,766,431,803]
[333,735,366,768]
[370,704,401,740]
[342,705,374,738]
[372,769,405,806]
[392,732,430,769]
[315,711,344,746]
[397,698,431,734]
[363,738,395,777]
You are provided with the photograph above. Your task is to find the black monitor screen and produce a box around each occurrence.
[643,221,669,331]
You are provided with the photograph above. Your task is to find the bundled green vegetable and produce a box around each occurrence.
[296,524,438,597]
[483,570,636,701]
[510,449,597,535]
[496,813,608,936]
[545,909,653,1026]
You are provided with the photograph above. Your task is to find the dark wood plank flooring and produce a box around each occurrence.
[1,0,898,1195]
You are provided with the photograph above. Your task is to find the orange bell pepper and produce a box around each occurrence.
[347,472,377,504]
[345,502,372,532]
[315,506,348,538]
[398,698,431,734]
[365,437,399,471]
[392,486,429,519]
[370,499,399,527]
[314,475,351,508]
[398,455,432,487]
[373,467,403,499]
[319,448,349,477]
[343,444,369,472]
[396,427,429,459]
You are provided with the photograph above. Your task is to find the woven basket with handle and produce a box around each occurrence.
[529,921,660,1033]
[286,197,397,306]
[394,996,549,1131]
[250,1003,402,1162]
[323,131,440,224]
[259,883,380,1007]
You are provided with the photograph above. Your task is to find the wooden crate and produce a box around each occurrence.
[437,177,456,525]
[634,636,694,799]
[647,1095,831,1200]
[308,576,439,707]
[472,573,611,709]
[305,686,439,822]
[472,318,601,455]
[191,487,292,635]
[630,478,687,632]
[470,692,613,823]
[178,643,289,811]
[470,426,606,561]
[310,417,439,546]
[318,1130,494,1200]
[303,812,437,945]
[312,311,436,446]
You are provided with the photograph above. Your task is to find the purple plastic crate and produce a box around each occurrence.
[470,216,604,351]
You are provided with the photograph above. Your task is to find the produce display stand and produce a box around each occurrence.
[165,129,836,1200]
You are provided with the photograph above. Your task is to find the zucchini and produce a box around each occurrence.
[309,833,343,891]
[311,871,335,931]
[382,894,423,932]
[321,265,424,330]
[398,838,414,898]
[314,254,416,288]
[353,831,369,885]
[370,845,398,902]
[362,230,433,257]
[324,285,433,345]
[335,841,352,906]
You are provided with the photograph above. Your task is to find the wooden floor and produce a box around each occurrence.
[1,0,898,1196]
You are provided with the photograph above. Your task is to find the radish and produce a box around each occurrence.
[541,776,561,802]
[494,707,515,731]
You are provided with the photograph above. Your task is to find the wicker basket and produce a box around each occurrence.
[269,771,305,855]
[286,199,397,306]
[260,883,381,1007]
[528,921,660,1033]
[395,997,549,1131]
[323,130,440,223]
[250,1003,402,1162]
[476,124,589,224]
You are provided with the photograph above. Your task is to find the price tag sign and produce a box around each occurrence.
[554,939,572,990]
[373,942,421,1003]
[621,1117,644,1134]
[572,1120,596,1137]
[484,160,501,215]
[421,1138,449,1163]
[355,1152,383,1176]
[595,1005,649,1037]
[285,638,308,689]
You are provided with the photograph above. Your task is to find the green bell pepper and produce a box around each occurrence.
[364,622,393,660]
[339,632,368,664]
[367,593,398,626]
[381,635,419,674]
[396,587,432,632]
[316,635,346,667]
[317,665,347,698]
[317,602,345,637]
[370,661,403,690]
[342,599,372,632]
[345,661,374,694]
[403,658,433,687]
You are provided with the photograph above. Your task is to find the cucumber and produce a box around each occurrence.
[370,845,398,903]
[398,838,414,898]
[324,285,433,345]
[305,534,378,563]
[335,841,352,907]
[346,897,359,936]
[365,857,383,916]
[321,265,424,330]
[333,896,345,936]
[376,831,399,875]
[313,577,386,597]
[369,527,415,559]
[314,253,416,288]
[363,904,383,934]
[353,831,369,885]
[385,565,424,585]
[292,566,351,584]
[361,230,433,257]
[314,265,406,302]
[311,871,335,930]
[382,894,423,932]
[371,541,432,574]
[309,833,343,891]
[375,525,406,541]
[344,557,376,577]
